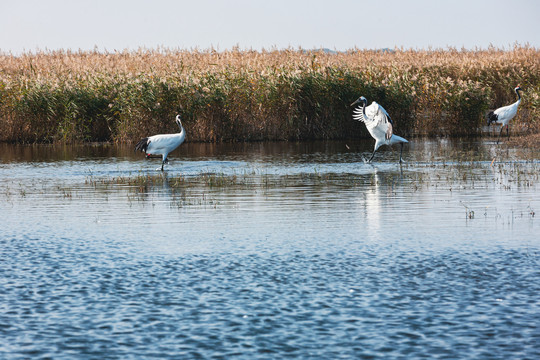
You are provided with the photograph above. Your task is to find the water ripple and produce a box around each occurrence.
[1,242,539,359]
[0,140,539,358]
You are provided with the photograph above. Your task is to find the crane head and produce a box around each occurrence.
[515,86,523,92]
[350,96,367,107]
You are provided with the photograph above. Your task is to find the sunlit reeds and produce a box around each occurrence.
[0,46,538,143]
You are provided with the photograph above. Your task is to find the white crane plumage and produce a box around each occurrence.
[487,86,523,144]
[135,114,186,171]
[351,96,408,163]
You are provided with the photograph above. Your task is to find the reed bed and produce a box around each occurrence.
[0,46,538,143]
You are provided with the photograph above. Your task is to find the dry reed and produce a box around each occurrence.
[0,46,538,143]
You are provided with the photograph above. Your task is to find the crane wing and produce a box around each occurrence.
[353,101,394,140]
[147,134,176,150]
[493,100,519,124]
[352,107,367,122]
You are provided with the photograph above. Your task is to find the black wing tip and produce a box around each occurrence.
[135,137,150,153]
[487,111,498,125]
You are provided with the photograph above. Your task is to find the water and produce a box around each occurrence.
[1,139,539,359]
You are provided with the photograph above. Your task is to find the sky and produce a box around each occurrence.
[1,0,539,54]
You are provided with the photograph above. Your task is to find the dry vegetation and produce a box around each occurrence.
[0,46,538,143]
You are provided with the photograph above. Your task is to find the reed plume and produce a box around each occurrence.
[0,46,538,143]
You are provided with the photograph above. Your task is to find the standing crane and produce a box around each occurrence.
[351,96,408,163]
[487,86,523,144]
[135,114,186,171]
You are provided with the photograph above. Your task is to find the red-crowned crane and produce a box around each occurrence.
[487,86,523,144]
[135,115,186,171]
[351,96,408,163]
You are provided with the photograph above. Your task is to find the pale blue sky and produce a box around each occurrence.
[1,0,538,53]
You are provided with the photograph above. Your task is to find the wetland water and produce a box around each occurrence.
[1,139,539,359]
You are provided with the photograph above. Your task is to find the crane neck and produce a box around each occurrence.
[515,88,522,101]
[176,120,184,134]
[361,102,368,119]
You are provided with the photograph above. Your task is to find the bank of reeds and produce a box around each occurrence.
[0,46,538,143]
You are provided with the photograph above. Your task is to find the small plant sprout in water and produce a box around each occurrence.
[460,201,475,219]
[528,204,535,218]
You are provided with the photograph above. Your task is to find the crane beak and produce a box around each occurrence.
[351,96,367,106]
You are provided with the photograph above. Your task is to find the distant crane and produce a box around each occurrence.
[135,114,186,171]
[351,96,408,163]
[487,86,523,144]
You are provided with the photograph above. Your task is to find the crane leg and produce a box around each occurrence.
[496,126,504,144]
[368,150,376,162]
[506,125,510,140]
[399,143,404,163]
[160,156,166,171]
[159,154,169,171]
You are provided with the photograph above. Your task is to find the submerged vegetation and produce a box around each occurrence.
[0,46,538,143]
[5,160,537,218]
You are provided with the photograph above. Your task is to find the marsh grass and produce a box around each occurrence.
[2,157,537,220]
[1,47,538,143]
[80,158,538,196]
[79,160,540,217]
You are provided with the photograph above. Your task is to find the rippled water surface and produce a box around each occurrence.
[1,139,539,359]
